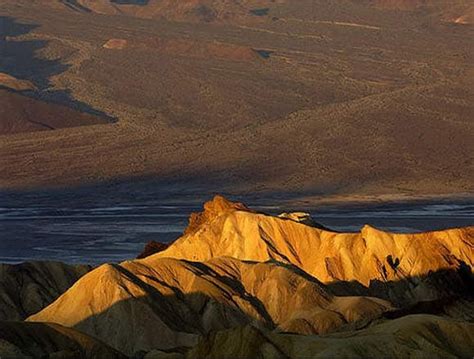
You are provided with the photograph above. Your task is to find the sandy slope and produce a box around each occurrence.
[28,257,394,354]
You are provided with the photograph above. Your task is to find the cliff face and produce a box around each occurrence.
[26,196,474,356]
[0,261,91,321]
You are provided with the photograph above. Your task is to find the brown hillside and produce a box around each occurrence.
[0,89,110,135]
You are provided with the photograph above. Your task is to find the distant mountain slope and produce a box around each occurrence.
[55,0,474,25]
[58,0,280,22]
[0,89,110,135]
[1,0,473,197]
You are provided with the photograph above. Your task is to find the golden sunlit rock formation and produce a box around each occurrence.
[25,196,474,357]
[28,256,393,355]
[152,196,473,304]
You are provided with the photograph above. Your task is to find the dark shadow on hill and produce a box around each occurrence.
[0,261,92,321]
[60,0,93,13]
[0,16,114,121]
[0,321,125,358]
[326,260,474,309]
[0,87,111,135]
[249,8,270,17]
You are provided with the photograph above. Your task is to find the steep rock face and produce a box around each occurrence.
[152,196,473,305]
[0,321,125,359]
[0,261,91,320]
[28,257,392,355]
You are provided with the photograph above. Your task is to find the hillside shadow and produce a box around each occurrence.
[0,16,113,119]
[326,260,474,308]
[0,321,126,358]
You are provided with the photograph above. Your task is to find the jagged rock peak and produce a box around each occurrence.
[185,195,252,235]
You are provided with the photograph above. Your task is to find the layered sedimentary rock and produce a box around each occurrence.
[136,240,171,259]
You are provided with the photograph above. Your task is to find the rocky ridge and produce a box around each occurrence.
[20,196,474,357]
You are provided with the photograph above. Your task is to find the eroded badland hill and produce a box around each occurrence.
[1,196,472,357]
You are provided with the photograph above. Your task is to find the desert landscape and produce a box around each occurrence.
[1,196,474,357]
[0,0,473,358]
[1,0,473,196]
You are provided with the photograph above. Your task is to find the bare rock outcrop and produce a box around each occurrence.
[184,195,251,235]
[103,39,128,50]
[136,240,172,259]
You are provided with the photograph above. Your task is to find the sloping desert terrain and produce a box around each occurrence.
[0,0,473,200]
